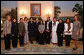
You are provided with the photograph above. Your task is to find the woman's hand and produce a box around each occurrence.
[40,31,43,33]
[46,30,50,32]
[61,33,63,36]
[65,31,70,33]
[12,34,14,36]
[46,30,48,32]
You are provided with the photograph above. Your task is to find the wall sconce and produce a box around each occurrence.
[46,9,52,17]
[1,19,3,24]
[20,9,26,16]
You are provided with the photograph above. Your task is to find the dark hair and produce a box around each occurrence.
[30,17,33,19]
[6,15,11,20]
[13,18,16,20]
[24,17,27,21]
[47,17,50,18]
[53,17,57,20]
[39,20,44,25]
[47,17,50,20]
[36,17,38,20]
[66,18,71,23]
[20,18,23,20]
[58,19,63,21]
[29,17,33,21]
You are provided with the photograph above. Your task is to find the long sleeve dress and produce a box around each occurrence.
[72,21,81,40]
[24,21,29,43]
[51,21,59,43]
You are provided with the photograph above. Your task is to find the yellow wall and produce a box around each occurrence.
[17,1,54,22]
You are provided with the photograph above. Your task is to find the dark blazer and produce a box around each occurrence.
[56,22,64,34]
[28,21,35,33]
[49,21,52,32]
[34,22,40,32]
[11,22,18,35]
[45,20,52,32]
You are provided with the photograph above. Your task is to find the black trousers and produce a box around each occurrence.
[45,32,51,44]
[57,34,63,46]
[12,35,18,48]
[35,31,39,43]
[4,34,11,50]
[19,35,24,46]
[65,35,71,46]
[29,32,35,43]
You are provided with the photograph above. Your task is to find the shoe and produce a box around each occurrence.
[73,48,76,50]
[31,42,33,44]
[73,47,78,51]
[66,46,70,48]
[20,45,24,47]
[6,49,10,51]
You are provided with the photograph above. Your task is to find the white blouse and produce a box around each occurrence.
[64,23,73,35]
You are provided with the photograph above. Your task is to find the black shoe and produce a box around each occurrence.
[20,45,24,47]
[6,48,10,51]
[31,42,33,44]
[73,48,77,51]
[13,46,17,48]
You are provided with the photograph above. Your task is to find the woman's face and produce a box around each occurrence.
[30,18,33,21]
[7,16,11,21]
[25,18,27,21]
[59,19,62,23]
[53,18,56,22]
[13,19,16,22]
[66,19,70,23]
[36,18,38,21]
[20,19,23,22]
[41,21,43,24]
[74,16,78,21]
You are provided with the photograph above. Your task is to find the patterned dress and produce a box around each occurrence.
[72,21,81,40]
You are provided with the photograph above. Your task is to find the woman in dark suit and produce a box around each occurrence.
[11,18,18,48]
[57,19,64,46]
[28,17,35,44]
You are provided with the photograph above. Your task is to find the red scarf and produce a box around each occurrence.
[67,22,71,31]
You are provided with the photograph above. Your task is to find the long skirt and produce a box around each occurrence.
[39,33,45,45]
[24,30,29,43]
[51,31,58,43]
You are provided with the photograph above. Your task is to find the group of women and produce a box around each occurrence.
[3,14,81,51]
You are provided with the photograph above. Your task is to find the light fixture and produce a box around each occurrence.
[20,9,26,16]
[45,9,52,17]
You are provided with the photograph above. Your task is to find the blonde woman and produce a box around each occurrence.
[72,15,81,50]
[3,15,12,50]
